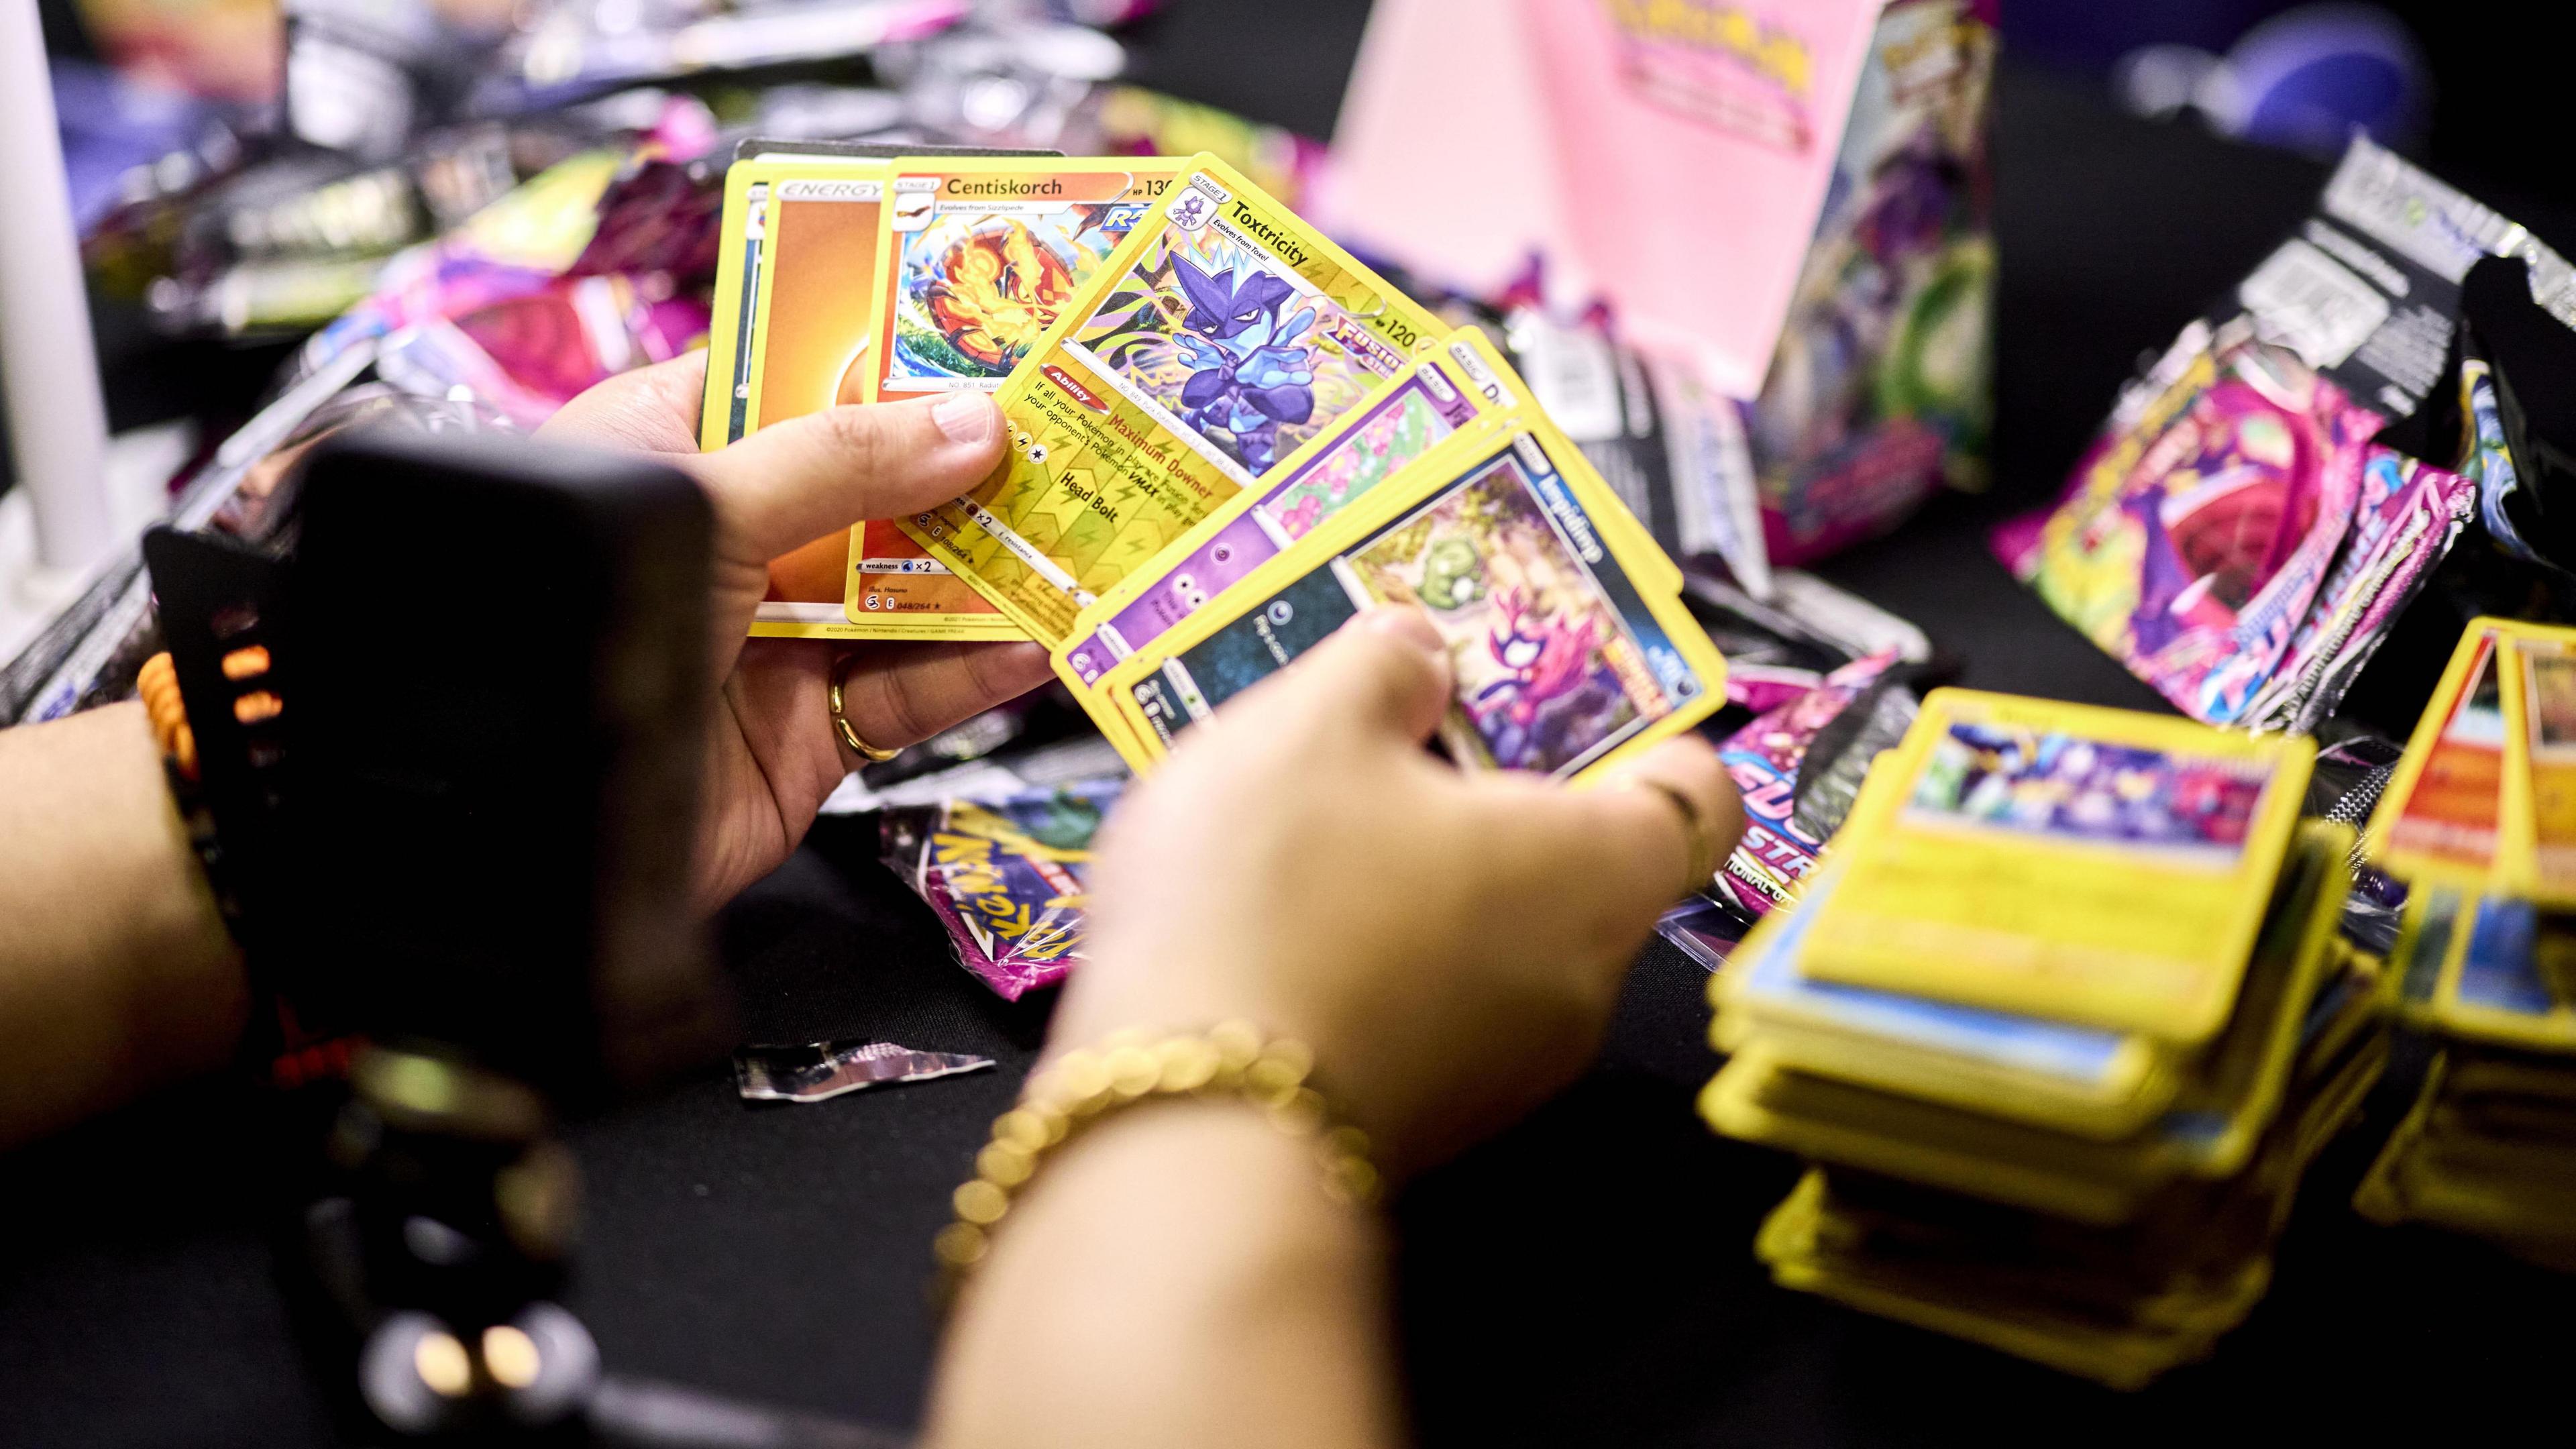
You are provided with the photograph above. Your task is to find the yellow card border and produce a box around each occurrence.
[742,158,891,425]
[699,161,782,453]
[1047,326,1528,753]
[866,155,1187,403]
[1092,402,1719,787]
[898,151,1453,645]
[1796,688,2316,1044]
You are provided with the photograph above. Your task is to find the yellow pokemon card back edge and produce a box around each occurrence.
[1796,689,2316,1044]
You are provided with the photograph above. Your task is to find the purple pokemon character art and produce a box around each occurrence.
[1469,586,1625,772]
[1168,254,1320,472]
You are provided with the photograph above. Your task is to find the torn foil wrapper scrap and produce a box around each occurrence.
[734,1040,996,1104]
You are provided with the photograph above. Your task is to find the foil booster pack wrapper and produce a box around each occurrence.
[1748,0,1997,568]
[1715,650,1912,918]
[1996,136,2576,727]
[1661,650,1914,970]
[735,1038,994,1103]
[879,780,1120,1000]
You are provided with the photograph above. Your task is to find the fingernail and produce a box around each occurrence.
[932,392,998,446]
[1359,605,1443,653]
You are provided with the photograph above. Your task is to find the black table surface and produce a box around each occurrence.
[11,39,2576,1449]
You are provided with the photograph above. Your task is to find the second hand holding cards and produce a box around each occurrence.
[901,154,1451,645]
[1101,405,1727,784]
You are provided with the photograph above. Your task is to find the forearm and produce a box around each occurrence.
[0,702,245,1146]
[924,1099,1407,1449]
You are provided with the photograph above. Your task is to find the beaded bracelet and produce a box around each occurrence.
[932,1021,1382,1285]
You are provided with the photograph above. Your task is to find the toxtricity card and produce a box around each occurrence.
[900,153,1451,645]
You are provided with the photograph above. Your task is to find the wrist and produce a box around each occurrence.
[936,1024,1382,1285]
[926,1097,1398,1449]
[0,703,247,1147]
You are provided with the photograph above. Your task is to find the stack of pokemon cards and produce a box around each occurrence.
[700,143,1727,785]
[2352,618,2576,1269]
[1703,690,2391,1388]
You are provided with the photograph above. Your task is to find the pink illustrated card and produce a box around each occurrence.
[1321,0,1590,302]
[1517,0,1883,397]
[1325,0,1879,397]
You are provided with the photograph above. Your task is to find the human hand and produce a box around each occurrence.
[539,352,1052,910]
[1055,608,1742,1177]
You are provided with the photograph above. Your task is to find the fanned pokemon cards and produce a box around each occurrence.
[706,152,1032,640]
[1102,406,1725,783]
[1054,326,1525,737]
[899,153,1450,644]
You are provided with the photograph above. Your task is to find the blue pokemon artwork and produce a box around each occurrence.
[1168,256,1318,472]
[1071,222,1400,478]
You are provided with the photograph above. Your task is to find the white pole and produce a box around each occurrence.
[0,0,115,578]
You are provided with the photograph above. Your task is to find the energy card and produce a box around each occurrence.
[1797,690,2314,1042]
[748,162,1028,639]
[744,163,894,423]
[1103,409,1725,783]
[1054,327,1523,725]
[871,157,1180,399]
[900,154,1451,645]
[2365,620,2508,883]
[700,162,783,451]
[714,160,1019,641]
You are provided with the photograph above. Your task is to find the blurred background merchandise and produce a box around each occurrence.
[5,0,2563,719]
[0,0,2543,749]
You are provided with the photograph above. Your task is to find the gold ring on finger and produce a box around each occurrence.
[827,653,904,763]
